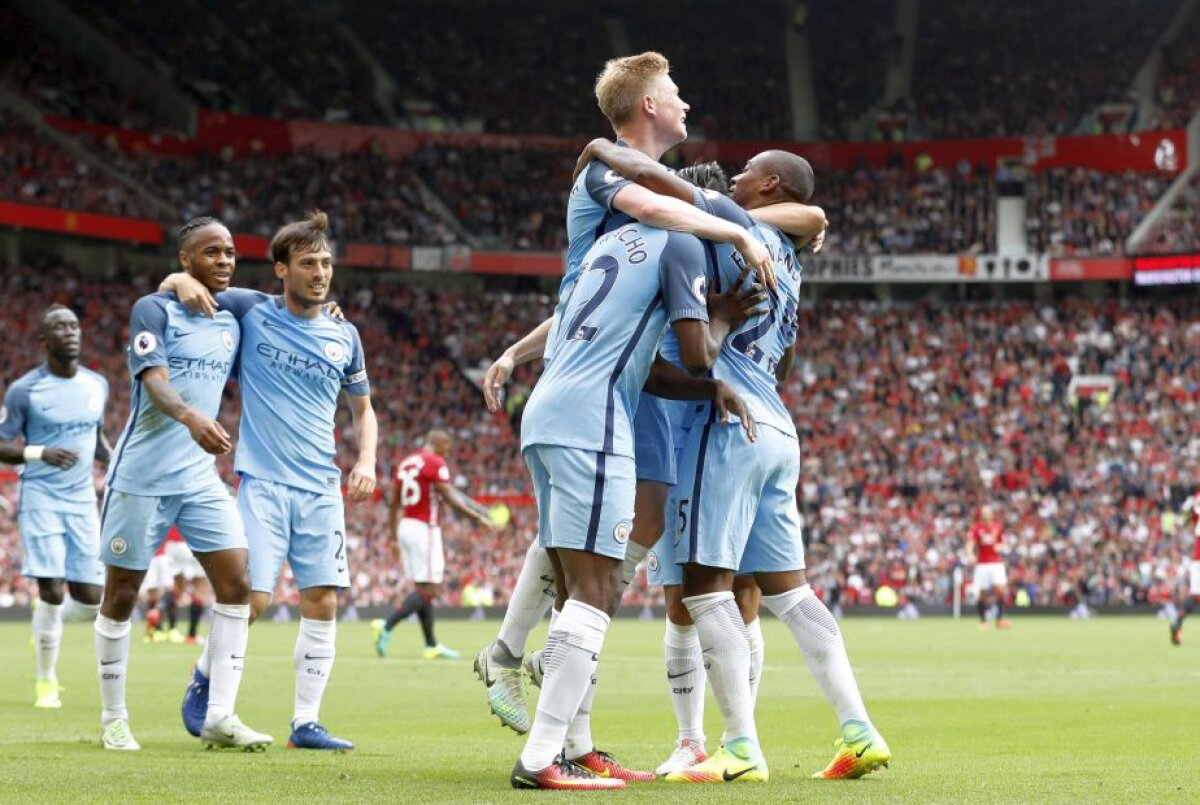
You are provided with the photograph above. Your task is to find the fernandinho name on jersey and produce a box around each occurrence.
[0,365,107,513]
[107,292,238,497]
[695,191,802,438]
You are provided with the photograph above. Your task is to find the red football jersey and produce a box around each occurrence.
[395,448,450,526]
[970,521,1003,564]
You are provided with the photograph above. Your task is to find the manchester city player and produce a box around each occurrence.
[510,217,763,790]
[661,152,891,784]
[0,305,109,710]
[570,144,829,773]
[475,51,771,747]
[164,211,377,751]
[94,217,270,752]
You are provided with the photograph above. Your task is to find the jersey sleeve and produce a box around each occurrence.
[215,288,270,321]
[0,380,31,441]
[659,232,710,324]
[583,160,633,212]
[128,295,170,378]
[423,453,451,483]
[342,324,370,396]
[695,191,755,228]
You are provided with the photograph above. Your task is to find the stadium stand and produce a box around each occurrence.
[1,262,1195,609]
[906,0,1179,139]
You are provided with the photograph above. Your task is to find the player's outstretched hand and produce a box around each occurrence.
[42,447,79,469]
[708,265,768,330]
[482,352,515,413]
[171,273,217,318]
[347,461,376,502]
[712,380,757,442]
[182,412,232,455]
[735,231,776,290]
[324,301,345,320]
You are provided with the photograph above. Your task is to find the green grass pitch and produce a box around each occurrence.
[1,616,1197,803]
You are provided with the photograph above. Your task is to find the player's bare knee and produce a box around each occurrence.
[36,578,66,606]
[665,588,692,625]
[101,580,140,621]
[68,581,103,607]
[212,574,250,605]
[299,587,339,621]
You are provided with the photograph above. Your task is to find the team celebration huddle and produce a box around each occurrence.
[1,51,890,787]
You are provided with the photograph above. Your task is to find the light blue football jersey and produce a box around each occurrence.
[0,365,107,514]
[218,289,370,496]
[694,192,801,438]
[107,292,238,496]
[522,225,710,459]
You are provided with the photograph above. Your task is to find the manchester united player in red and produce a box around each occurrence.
[967,505,1010,630]
[372,429,498,658]
[1170,492,1200,646]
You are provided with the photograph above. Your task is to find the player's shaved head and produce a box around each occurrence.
[678,161,730,194]
[594,51,670,130]
[427,429,453,454]
[756,150,815,203]
[730,150,816,209]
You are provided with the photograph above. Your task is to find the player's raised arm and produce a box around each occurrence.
[573,138,695,202]
[748,203,828,251]
[482,316,554,413]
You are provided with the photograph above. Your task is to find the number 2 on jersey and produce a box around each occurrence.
[565,254,620,342]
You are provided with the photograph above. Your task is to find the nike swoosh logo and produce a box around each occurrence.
[336,566,346,574]
[304,652,334,660]
[230,654,245,660]
[666,670,691,679]
[100,659,121,666]
[855,743,873,758]
[723,766,758,781]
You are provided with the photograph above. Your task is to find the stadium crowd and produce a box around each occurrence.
[7,0,1195,139]
[4,115,1182,258]
[1,263,1195,612]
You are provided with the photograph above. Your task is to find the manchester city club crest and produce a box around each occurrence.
[221,330,234,352]
[109,537,127,556]
[324,342,345,362]
[613,520,632,544]
[87,394,103,413]
[647,551,659,572]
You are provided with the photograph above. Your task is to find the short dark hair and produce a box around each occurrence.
[177,216,225,251]
[39,303,72,332]
[759,150,815,203]
[270,210,331,265]
[678,161,730,194]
